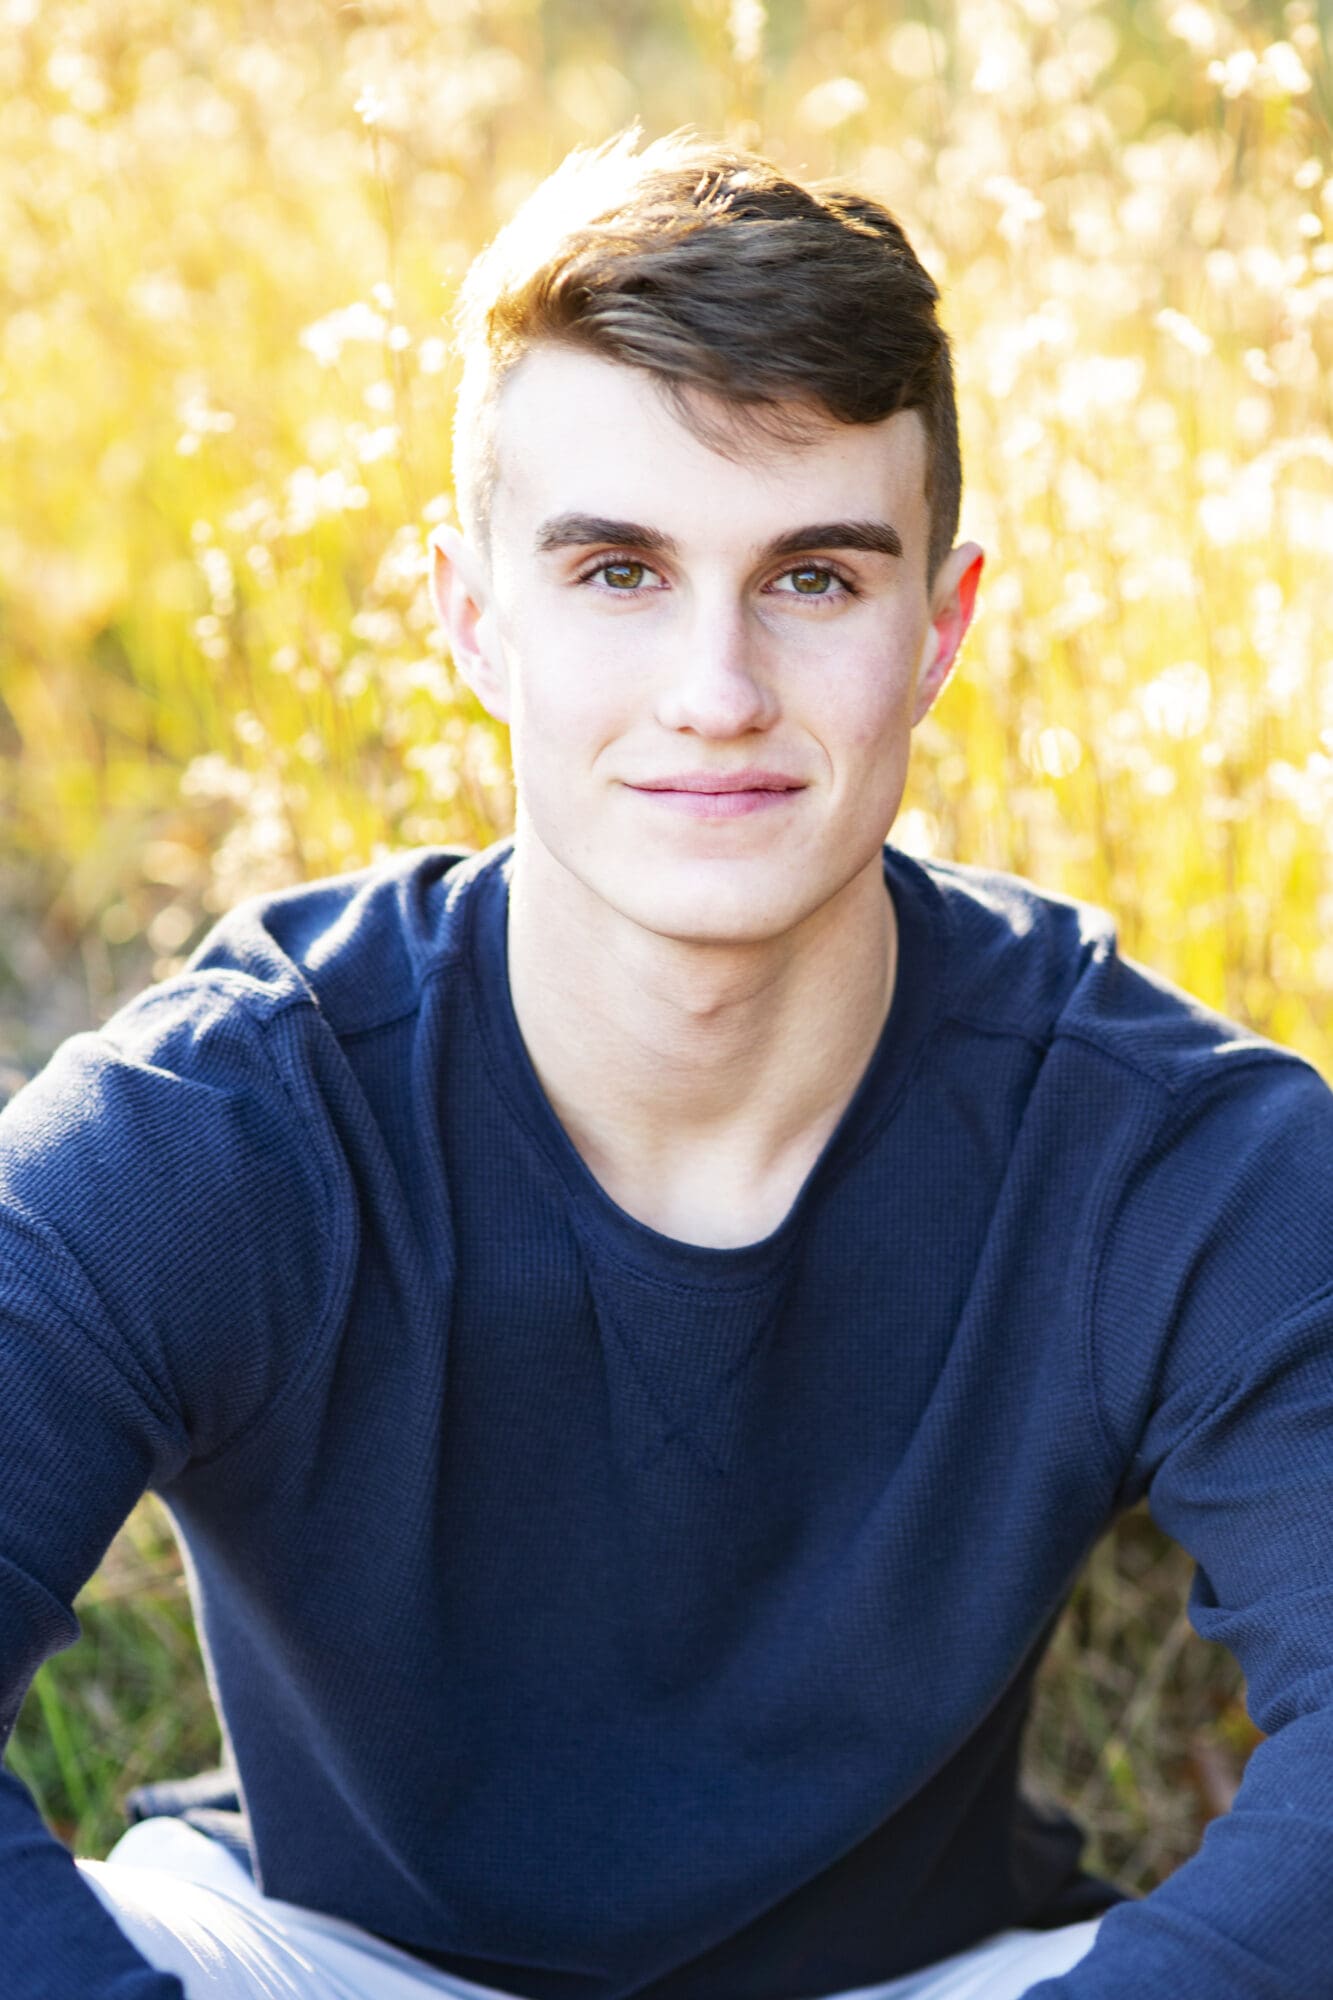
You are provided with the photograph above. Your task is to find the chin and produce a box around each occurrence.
[600,863,817,947]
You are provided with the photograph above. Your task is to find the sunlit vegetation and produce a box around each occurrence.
[1,0,1327,1898]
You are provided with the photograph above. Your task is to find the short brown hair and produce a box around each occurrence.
[452,129,961,580]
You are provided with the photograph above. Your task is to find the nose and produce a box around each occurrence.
[653,598,779,739]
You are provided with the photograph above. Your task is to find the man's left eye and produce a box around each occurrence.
[772,566,844,597]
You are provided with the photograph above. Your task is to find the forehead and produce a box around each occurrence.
[488,345,930,562]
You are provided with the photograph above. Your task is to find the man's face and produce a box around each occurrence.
[433,346,981,947]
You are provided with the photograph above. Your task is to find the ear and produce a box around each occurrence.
[912,540,984,726]
[429,524,510,724]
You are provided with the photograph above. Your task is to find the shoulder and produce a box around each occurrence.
[0,842,511,1456]
[1,837,510,1333]
[183,838,509,1040]
[902,856,1333,1470]
[904,849,1308,1101]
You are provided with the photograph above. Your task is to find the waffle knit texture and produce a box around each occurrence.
[2,839,1333,2000]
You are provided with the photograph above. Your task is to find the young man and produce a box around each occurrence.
[3,130,1333,2000]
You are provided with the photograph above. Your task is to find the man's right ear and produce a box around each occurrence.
[428,524,510,724]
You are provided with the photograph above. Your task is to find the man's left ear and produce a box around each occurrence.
[912,541,985,725]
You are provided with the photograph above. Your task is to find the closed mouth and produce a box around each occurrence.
[628,772,805,794]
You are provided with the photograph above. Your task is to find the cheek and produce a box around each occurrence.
[810,637,920,756]
[501,613,637,766]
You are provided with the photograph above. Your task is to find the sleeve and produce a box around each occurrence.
[0,977,337,1999]
[1026,1056,1333,1999]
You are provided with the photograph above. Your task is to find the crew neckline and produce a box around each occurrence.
[464,842,948,1288]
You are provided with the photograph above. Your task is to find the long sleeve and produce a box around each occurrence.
[1027,1058,1333,1998]
[0,977,331,1999]
[0,1193,188,2000]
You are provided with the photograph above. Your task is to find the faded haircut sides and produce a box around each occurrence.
[451,128,962,582]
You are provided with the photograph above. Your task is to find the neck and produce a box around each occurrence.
[505,838,897,1246]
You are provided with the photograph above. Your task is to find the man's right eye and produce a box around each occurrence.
[576,558,665,592]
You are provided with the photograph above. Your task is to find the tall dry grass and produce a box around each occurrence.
[1,0,1329,1893]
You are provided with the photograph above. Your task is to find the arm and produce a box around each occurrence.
[1026,1061,1333,1999]
[0,981,332,1998]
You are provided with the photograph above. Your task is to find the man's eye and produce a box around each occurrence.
[583,559,663,591]
[771,565,850,599]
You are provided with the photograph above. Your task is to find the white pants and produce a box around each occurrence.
[81,1819,1101,2000]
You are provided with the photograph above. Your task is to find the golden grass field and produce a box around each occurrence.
[2,0,1330,1899]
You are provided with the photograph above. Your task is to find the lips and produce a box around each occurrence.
[624,771,806,819]
[627,769,805,793]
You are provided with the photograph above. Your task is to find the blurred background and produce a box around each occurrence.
[2,0,1330,1905]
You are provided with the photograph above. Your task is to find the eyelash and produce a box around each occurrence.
[572,554,861,602]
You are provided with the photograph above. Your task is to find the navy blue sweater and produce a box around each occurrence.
[3,840,1333,2000]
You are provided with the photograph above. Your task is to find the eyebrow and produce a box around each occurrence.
[533,512,904,562]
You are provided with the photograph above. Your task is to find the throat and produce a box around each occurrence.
[502,842,900,1249]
